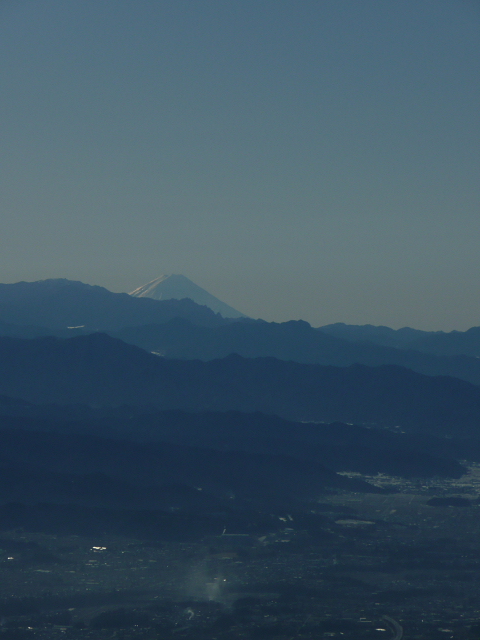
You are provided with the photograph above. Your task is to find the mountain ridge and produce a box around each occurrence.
[112,318,480,387]
[0,279,231,329]
[130,274,246,319]
[1,333,480,435]
[319,322,480,358]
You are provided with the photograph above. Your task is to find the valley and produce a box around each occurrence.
[0,471,479,639]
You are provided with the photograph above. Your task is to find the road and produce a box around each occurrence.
[383,615,404,640]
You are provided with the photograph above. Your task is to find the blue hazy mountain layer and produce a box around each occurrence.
[1,333,480,436]
[0,279,236,329]
[321,322,480,358]
[112,318,480,386]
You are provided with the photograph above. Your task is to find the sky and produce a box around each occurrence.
[0,0,479,330]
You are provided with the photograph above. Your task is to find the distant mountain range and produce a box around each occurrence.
[8,406,465,480]
[1,332,480,435]
[0,278,232,330]
[319,323,435,349]
[320,322,480,358]
[2,277,480,543]
[2,279,480,387]
[130,274,246,318]
[112,318,480,386]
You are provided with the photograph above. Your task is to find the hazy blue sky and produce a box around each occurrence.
[1,1,478,329]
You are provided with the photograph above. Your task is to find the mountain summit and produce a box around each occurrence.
[129,274,246,319]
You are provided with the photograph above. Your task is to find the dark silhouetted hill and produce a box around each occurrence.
[320,322,480,359]
[0,427,379,506]
[4,281,480,387]
[0,279,231,330]
[319,323,435,349]
[0,318,55,339]
[0,405,466,480]
[113,318,480,386]
[1,334,480,435]
[408,326,480,358]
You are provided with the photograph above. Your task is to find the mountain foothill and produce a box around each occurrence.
[1,276,480,538]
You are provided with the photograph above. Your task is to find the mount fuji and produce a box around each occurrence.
[129,274,247,319]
